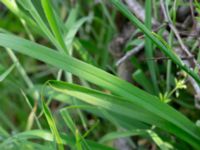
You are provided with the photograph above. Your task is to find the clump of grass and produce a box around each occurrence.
[0,0,200,149]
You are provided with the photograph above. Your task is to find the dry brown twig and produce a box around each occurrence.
[116,23,168,66]
[116,42,144,66]
[110,0,200,108]
[123,0,159,26]
[160,0,200,109]
[116,0,167,67]
[108,1,200,149]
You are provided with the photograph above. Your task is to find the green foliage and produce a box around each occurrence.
[0,0,200,149]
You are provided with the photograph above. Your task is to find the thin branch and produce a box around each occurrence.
[116,42,144,66]
[160,0,200,109]
[124,0,159,27]
[161,0,193,57]
[116,23,167,66]
[112,0,200,109]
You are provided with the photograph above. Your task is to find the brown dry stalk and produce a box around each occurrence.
[110,0,200,108]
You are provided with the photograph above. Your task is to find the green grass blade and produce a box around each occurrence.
[0,63,15,82]
[1,0,37,29]
[60,109,76,135]
[42,100,64,150]
[65,16,91,49]
[0,130,114,150]
[0,125,9,138]
[48,80,200,149]
[145,0,159,94]
[99,129,147,143]
[60,109,89,150]
[41,0,67,53]
[64,5,79,30]
[0,33,200,148]
[99,129,173,150]
[17,0,63,53]
[132,69,154,93]
[109,0,200,85]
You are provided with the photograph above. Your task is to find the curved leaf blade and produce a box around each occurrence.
[0,33,200,148]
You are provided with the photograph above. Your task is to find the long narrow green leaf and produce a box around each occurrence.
[48,80,200,149]
[60,109,76,135]
[42,101,64,150]
[0,125,9,138]
[145,0,159,93]
[41,0,67,52]
[38,87,148,129]
[132,69,154,93]
[0,130,114,150]
[65,17,91,49]
[110,0,200,85]
[99,130,173,150]
[60,109,90,150]
[0,34,200,148]
[1,0,37,29]
[99,130,147,143]
[17,0,63,53]
[0,63,15,82]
